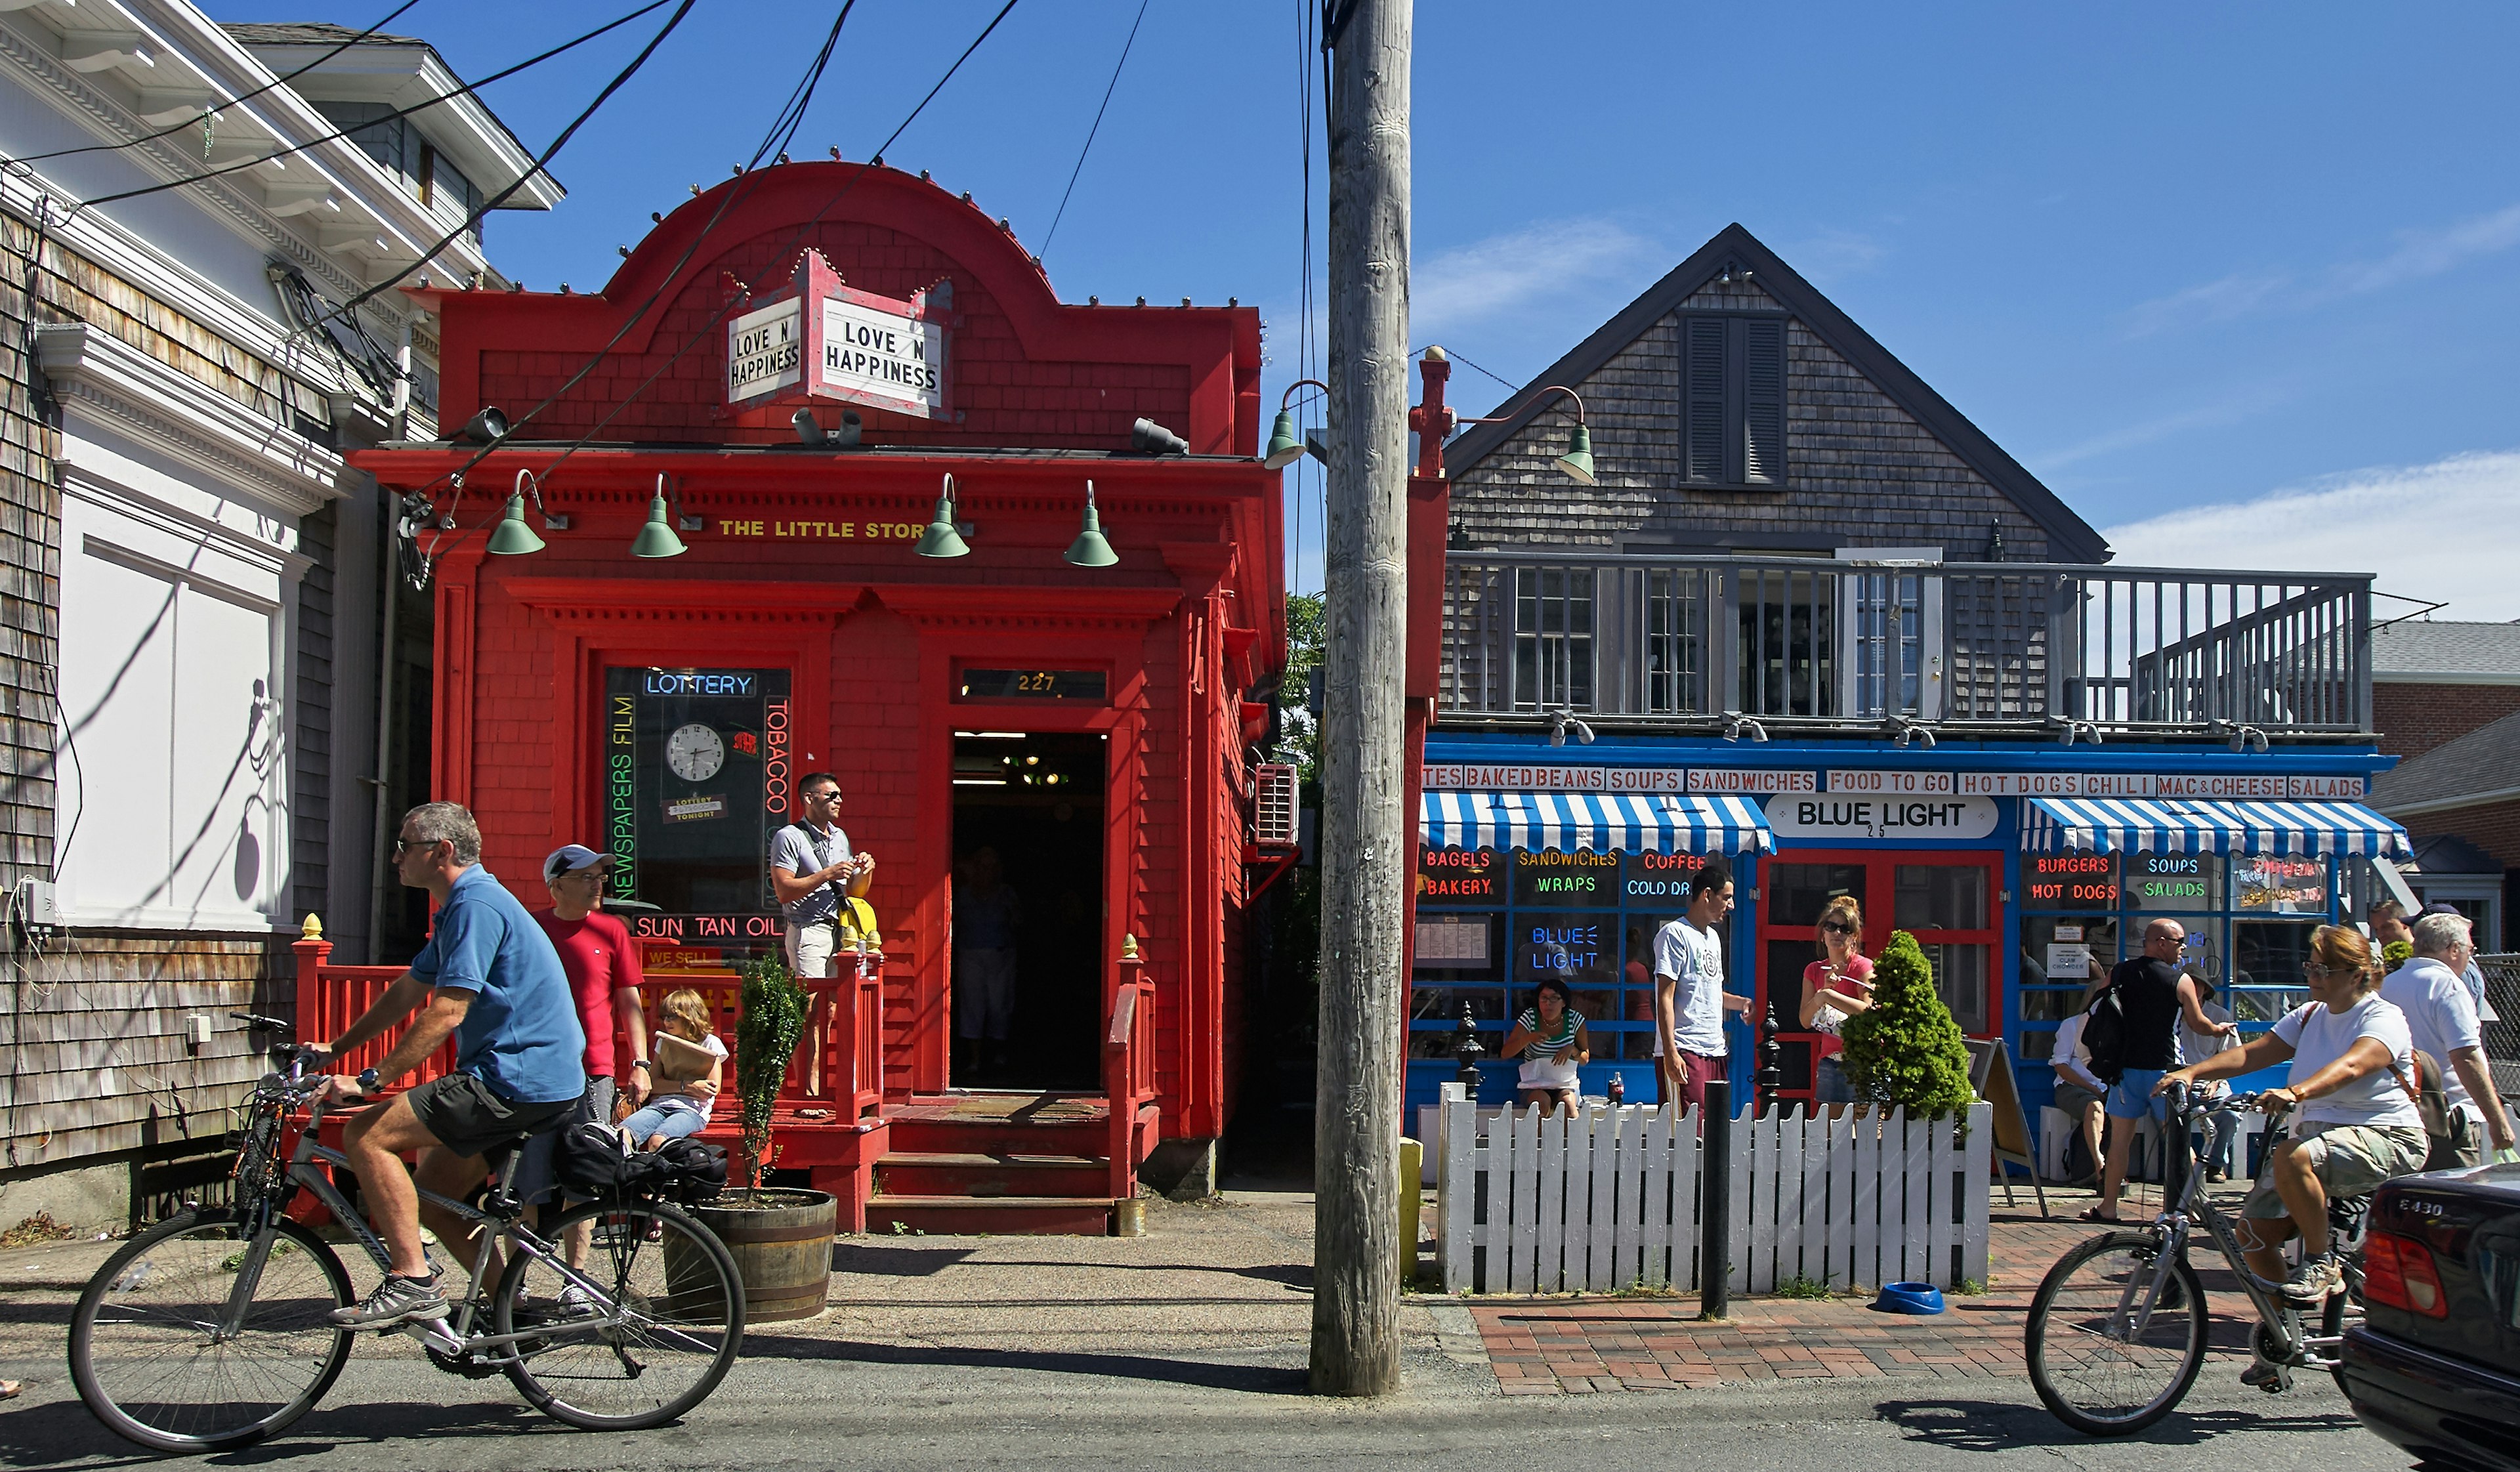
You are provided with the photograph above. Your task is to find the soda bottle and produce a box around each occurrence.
[1606,1072,1626,1105]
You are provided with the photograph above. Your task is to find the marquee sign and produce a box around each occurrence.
[726,249,952,419]
[1421,764,2365,801]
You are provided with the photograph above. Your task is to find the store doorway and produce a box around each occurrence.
[950,731,1106,1090]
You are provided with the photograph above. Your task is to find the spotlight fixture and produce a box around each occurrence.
[1064,480,1118,568]
[793,408,824,446]
[791,408,864,448]
[1130,417,1188,455]
[1721,713,1768,744]
[1885,715,1936,750]
[1545,707,1595,748]
[453,406,509,445]
[915,473,970,558]
[2049,715,2103,747]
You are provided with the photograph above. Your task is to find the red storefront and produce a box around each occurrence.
[348,163,1285,1232]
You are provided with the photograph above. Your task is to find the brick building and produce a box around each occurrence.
[2371,620,2520,762]
[0,8,549,1228]
[2372,708,2520,947]
[348,162,1285,1227]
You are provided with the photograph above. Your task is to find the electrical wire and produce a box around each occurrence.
[5,0,423,165]
[60,1,680,219]
[411,0,1024,574]
[1037,0,1148,263]
[1439,345,1523,404]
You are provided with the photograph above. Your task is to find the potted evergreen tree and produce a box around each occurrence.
[679,953,837,1322]
[1838,930,1975,1121]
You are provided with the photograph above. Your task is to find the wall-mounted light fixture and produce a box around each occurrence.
[1263,380,1331,470]
[915,473,971,558]
[1885,715,1936,749]
[794,407,863,448]
[486,468,566,555]
[631,473,690,559]
[453,406,509,446]
[1130,417,1188,455]
[1546,706,1595,747]
[1064,480,1118,568]
[1721,713,1768,744]
[1453,384,1595,485]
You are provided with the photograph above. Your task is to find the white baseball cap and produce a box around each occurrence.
[543,843,614,883]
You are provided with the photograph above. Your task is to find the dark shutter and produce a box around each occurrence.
[1742,318,1785,485]
[1684,317,1727,483]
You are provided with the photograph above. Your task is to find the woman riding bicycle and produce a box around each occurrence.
[2154,923,2427,1313]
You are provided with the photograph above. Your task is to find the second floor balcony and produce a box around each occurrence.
[1437,551,2374,742]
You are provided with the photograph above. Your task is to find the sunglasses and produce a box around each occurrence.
[392,837,441,854]
[1820,922,1858,936]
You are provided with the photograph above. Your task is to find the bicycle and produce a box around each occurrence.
[68,1016,746,1454]
[2024,1083,2369,1435]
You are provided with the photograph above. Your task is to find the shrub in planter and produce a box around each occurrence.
[734,952,810,1193]
[1838,930,1974,1120]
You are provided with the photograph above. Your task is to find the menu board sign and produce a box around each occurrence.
[2236,854,2327,912]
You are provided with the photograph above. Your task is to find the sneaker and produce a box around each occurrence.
[330,1272,448,1328]
[557,1281,602,1317]
[2280,1253,2343,1305]
[2240,1356,2288,1391]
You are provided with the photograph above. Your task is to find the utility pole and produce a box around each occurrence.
[1311,0,1408,1398]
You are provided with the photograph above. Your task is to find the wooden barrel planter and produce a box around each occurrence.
[678,1188,837,1323]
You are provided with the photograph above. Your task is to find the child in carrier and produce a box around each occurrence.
[621,988,727,1152]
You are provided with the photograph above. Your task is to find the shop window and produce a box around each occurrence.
[2127,852,2221,913]
[1681,310,1787,488]
[1642,567,1705,715]
[1767,862,1866,927]
[599,666,792,921]
[1847,571,1928,717]
[2233,917,2319,1021]
[1736,567,1835,717]
[1897,863,1986,931]
[1918,942,1991,1034]
[1511,567,1593,710]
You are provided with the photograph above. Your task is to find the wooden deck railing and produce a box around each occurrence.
[1104,956,1157,1200]
[291,919,457,1091]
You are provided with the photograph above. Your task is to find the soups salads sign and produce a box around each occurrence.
[726,249,952,419]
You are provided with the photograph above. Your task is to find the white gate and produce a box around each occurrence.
[1435,1083,1991,1295]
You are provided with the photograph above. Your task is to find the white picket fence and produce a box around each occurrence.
[1434,1082,1991,1295]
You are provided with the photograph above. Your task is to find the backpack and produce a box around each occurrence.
[555,1119,633,1196]
[2388,1049,2455,1143]
[628,1138,728,1205]
[2082,984,2128,1086]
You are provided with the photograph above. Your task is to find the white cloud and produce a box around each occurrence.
[2120,201,2520,335]
[2034,382,2294,471]
[2122,270,2292,338]
[2101,450,2520,619]
[1784,229,1887,283]
[1411,219,1655,337]
[2336,202,2520,294]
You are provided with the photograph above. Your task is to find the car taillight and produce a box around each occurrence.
[2364,1230,2448,1318]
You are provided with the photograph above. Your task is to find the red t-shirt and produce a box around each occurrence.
[532,908,645,1080]
[1803,954,1875,1061]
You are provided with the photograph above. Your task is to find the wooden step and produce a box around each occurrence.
[874,1150,1107,1198]
[865,1194,1120,1236]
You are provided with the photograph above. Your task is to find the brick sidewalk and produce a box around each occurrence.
[1470,1202,2261,1395]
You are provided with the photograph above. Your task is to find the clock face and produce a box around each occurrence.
[664,723,726,783]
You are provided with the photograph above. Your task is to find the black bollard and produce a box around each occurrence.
[1699,1078,1732,1321]
[1452,1002,1484,1094]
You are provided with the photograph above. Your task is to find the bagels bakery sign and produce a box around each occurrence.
[726,248,952,419]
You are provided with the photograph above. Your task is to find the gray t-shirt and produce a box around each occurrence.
[770,821,852,925]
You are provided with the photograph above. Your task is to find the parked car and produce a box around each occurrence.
[2339,1160,2520,1472]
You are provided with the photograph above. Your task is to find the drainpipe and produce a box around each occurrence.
[364,491,399,961]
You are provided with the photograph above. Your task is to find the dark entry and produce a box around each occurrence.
[950,731,1106,1089]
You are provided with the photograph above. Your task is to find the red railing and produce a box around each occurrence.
[1104,956,1156,1200]
[291,922,458,1091]
[639,941,882,1120]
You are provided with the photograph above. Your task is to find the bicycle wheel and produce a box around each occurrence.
[495,1199,744,1431]
[2025,1230,2208,1435]
[69,1212,355,1454]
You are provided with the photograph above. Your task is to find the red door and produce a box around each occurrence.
[1758,849,2003,1104]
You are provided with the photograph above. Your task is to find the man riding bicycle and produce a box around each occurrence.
[2155,923,2425,1379]
[308,802,586,1328]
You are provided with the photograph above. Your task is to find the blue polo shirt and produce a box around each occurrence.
[410,866,586,1104]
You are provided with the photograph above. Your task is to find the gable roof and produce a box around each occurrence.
[2372,619,2520,683]
[2370,704,2520,814]
[1441,223,2109,564]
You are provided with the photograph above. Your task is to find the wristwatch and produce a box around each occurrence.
[631,1059,651,1072]
[356,1067,380,1094]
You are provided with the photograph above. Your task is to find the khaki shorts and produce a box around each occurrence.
[786,921,836,980]
[2242,1120,2428,1218]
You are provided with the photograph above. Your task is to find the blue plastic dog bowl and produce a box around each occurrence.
[1874,1281,1946,1315]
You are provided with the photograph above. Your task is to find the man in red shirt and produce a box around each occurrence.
[534,845,650,1127]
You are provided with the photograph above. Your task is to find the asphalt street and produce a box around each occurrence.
[0,1189,2418,1472]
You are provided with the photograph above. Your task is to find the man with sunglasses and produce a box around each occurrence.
[307,803,585,1328]
[771,773,875,979]
[2086,918,2234,1222]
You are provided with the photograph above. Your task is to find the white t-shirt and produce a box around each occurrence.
[2177,1001,2240,1099]
[2049,1012,2103,1093]
[1652,918,1728,1057]
[2271,993,2422,1129]
[2381,957,2484,1122]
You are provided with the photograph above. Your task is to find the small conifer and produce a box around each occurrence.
[1838,930,1975,1118]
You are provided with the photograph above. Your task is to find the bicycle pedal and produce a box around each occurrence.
[2258,1368,2294,1394]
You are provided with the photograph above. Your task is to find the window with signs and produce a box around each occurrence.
[2017,849,2338,1071]
[1681,311,1788,488]
[1411,845,1725,1065]
[1512,566,1593,711]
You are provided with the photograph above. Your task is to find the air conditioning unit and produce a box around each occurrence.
[1252,763,1297,849]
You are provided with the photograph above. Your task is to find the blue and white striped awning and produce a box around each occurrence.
[1419,791,1773,854]
[2021,796,2409,858]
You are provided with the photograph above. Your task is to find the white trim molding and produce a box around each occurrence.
[39,321,346,515]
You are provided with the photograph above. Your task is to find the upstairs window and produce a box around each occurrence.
[310,101,484,248]
[1680,311,1786,488]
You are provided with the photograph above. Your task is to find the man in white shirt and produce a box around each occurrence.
[2048,1009,2106,1187]
[2382,911,2517,1167]
[1652,858,1753,1114]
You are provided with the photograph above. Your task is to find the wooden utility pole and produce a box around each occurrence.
[1311,0,1408,1398]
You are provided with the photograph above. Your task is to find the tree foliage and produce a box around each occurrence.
[1838,930,1975,1119]
[734,952,809,1190]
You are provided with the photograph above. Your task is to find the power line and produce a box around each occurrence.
[1438,345,1521,398]
[1037,0,1148,262]
[60,1,679,217]
[6,0,422,166]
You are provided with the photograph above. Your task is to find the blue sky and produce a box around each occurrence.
[209,1,2520,612]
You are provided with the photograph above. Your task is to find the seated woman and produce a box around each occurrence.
[1501,978,1589,1115]
[2156,924,2426,1321]
[1798,894,1874,1118]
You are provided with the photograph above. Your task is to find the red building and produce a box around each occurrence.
[348,162,1286,1231]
